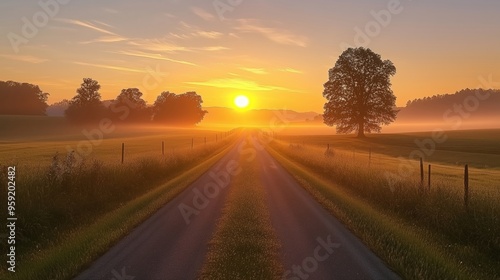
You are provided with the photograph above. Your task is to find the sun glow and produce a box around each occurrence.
[234,95,250,109]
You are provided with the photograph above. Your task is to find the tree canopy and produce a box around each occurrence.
[153,91,207,126]
[0,81,49,115]
[323,47,397,137]
[110,88,151,122]
[65,78,106,123]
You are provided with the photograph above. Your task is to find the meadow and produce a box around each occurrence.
[0,116,238,279]
[268,129,500,279]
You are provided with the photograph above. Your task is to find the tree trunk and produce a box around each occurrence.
[357,122,365,138]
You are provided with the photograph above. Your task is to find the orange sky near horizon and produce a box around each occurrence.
[1,0,499,112]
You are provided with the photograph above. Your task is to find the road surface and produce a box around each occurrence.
[75,135,400,279]
[252,136,400,280]
[74,141,243,280]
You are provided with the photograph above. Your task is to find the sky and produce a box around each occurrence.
[1,0,499,112]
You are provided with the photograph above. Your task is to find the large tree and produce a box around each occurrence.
[110,88,151,122]
[153,91,207,126]
[65,78,106,123]
[0,81,49,115]
[323,47,397,137]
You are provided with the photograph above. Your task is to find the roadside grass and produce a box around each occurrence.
[267,141,500,279]
[285,141,500,197]
[284,129,500,169]
[0,134,238,280]
[200,150,283,280]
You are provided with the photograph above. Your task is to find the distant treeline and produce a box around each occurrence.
[0,79,207,126]
[398,89,500,121]
[0,81,49,115]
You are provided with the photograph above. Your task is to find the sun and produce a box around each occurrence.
[234,95,250,109]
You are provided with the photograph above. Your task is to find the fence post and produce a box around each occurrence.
[121,143,125,164]
[428,164,431,191]
[419,157,424,187]
[191,138,194,149]
[427,164,431,191]
[327,144,330,151]
[464,164,469,209]
[162,141,164,156]
[369,148,372,167]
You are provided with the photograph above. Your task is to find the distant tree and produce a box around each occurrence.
[65,78,106,123]
[46,99,70,116]
[323,47,397,137]
[0,81,49,115]
[110,88,151,122]
[153,91,207,126]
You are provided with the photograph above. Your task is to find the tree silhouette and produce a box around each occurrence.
[323,47,397,137]
[65,78,106,123]
[110,88,151,122]
[153,91,207,126]
[0,81,49,115]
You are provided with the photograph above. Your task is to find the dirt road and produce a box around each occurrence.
[75,135,399,279]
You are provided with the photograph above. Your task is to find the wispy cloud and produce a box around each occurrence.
[113,50,197,66]
[127,38,190,53]
[197,46,229,51]
[102,8,119,14]
[80,35,128,44]
[0,54,48,63]
[73,61,145,73]
[240,67,268,75]
[57,18,117,35]
[279,68,303,74]
[235,19,308,47]
[169,22,224,40]
[185,78,295,92]
[194,31,224,39]
[191,7,215,21]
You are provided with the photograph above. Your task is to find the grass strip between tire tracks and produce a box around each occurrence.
[200,151,283,280]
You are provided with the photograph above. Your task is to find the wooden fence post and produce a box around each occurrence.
[191,138,194,149]
[162,141,165,156]
[464,164,469,209]
[121,143,125,164]
[420,157,424,187]
[428,164,431,191]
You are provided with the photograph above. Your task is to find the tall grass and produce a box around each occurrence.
[0,139,233,262]
[269,140,500,277]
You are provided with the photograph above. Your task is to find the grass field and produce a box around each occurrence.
[283,129,500,169]
[0,116,239,278]
[268,129,500,279]
[0,115,231,166]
